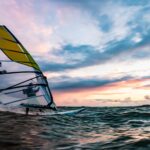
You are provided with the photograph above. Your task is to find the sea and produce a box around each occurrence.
[0,106,150,150]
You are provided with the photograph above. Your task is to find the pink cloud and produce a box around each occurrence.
[53,78,150,106]
[0,0,55,56]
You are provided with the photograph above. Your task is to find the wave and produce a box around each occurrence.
[0,106,150,150]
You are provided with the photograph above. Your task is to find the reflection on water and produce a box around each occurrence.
[0,113,45,149]
[0,106,150,150]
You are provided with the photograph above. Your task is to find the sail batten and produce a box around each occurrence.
[1,48,30,55]
[0,71,42,75]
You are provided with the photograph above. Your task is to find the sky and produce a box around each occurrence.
[0,0,150,106]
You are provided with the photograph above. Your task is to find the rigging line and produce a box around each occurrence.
[0,75,42,92]
[0,71,42,75]
[3,95,44,105]
[3,89,25,95]
[9,75,41,88]
[0,83,47,92]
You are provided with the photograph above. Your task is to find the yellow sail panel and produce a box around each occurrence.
[0,38,21,51]
[2,50,30,62]
[16,41,41,70]
[0,26,14,41]
[21,62,39,70]
[0,25,40,71]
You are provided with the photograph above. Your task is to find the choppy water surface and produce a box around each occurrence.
[0,106,150,150]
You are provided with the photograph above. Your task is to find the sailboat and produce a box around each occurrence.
[0,25,85,115]
[0,25,58,115]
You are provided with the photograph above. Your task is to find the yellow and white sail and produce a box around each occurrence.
[0,25,56,111]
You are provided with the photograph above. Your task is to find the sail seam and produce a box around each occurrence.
[0,37,19,44]
[0,48,31,55]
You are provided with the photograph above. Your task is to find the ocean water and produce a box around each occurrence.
[0,106,150,150]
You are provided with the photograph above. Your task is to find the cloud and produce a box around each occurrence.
[0,0,56,56]
[1,0,150,63]
[48,74,150,94]
[91,97,133,103]
[0,0,150,106]
[144,95,150,100]
[49,75,132,91]
[40,37,150,72]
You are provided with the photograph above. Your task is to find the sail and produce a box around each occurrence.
[0,25,56,110]
[0,25,40,70]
